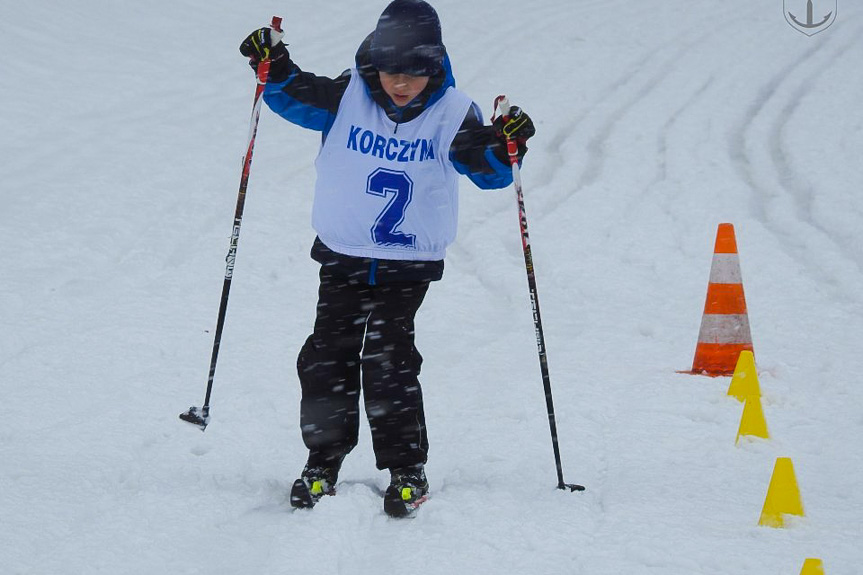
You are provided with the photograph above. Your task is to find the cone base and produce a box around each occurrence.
[690,343,754,376]
[800,558,824,575]
[758,512,787,528]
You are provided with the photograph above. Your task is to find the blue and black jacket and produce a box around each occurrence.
[262,34,521,284]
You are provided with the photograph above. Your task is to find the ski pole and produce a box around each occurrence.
[493,95,584,491]
[180,16,283,431]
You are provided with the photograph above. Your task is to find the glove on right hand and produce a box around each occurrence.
[239,27,288,63]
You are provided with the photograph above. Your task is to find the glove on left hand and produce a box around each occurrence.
[494,107,536,142]
[493,106,535,160]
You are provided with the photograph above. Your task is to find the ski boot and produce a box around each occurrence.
[290,464,339,509]
[384,465,429,518]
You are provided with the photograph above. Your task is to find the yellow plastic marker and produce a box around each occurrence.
[736,394,769,444]
[759,457,805,528]
[727,350,761,401]
[800,558,824,575]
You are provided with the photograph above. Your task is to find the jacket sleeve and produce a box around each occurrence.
[262,58,351,137]
[448,102,517,190]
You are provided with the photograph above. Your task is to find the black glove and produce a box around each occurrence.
[240,27,287,62]
[239,27,291,81]
[494,107,535,141]
[493,106,535,159]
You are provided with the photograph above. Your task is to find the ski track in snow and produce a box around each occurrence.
[730,20,863,302]
[2,1,863,574]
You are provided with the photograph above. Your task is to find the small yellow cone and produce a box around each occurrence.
[727,350,760,401]
[800,558,824,575]
[736,394,769,444]
[759,457,804,527]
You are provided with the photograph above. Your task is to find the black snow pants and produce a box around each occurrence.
[297,268,430,471]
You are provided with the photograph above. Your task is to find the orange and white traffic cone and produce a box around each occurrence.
[690,223,754,376]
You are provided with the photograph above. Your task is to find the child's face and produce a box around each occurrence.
[379,72,430,107]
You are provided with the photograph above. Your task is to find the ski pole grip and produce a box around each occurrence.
[494,94,512,121]
[255,16,283,84]
[493,95,520,164]
[256,58,271,84]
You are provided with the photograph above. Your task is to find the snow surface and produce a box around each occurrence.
[2,1,862,573]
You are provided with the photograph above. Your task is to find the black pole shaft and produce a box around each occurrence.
[514,177,577,490]
[198,58,271,419]
[519,215,566,488]
[201,215,242,419]
[496,96,583,491]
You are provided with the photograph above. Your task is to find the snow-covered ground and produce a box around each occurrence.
[2,1,862,573]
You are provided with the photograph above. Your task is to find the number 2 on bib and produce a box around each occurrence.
[366,168,416,248]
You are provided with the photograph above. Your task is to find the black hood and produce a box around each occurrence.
[370,0,445,76]
[354,32,456,125]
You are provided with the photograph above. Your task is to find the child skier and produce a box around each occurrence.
[240,0,535,517]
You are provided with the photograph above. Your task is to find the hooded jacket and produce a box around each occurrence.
[262,34,519,284]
